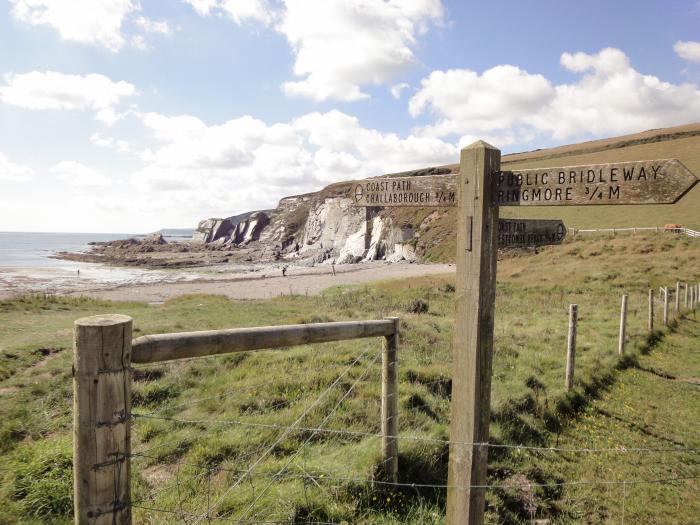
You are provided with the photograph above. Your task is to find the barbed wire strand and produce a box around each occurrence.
[130,475,698,522]
[132,413,699,455]
[187,346,376,525]
[232,350,381,523]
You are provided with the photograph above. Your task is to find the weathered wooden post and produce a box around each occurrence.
[675,282,681,313]
[684,282,689,309]
[648,289,654,333]
[565,304,578,390]
[618,295,628,356]
[74,314,132,525]
[446,141,500,525]
[663,287,669,326]
[381,316,399,483]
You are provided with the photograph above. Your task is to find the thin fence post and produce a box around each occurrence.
[663,287,669,326]
[685,282,689,309]
[675,282,680,313]
[381,316,399,483]
[618,295,628,356]
[74,314,132,525]
[565,304,577,391]
[648,289,654,333]
[691,285,694,309]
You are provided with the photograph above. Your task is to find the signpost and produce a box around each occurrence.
[498,218,566,247]
[351,151,698,525]
[351,159,697,208]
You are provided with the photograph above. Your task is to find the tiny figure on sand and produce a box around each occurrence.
[331,259,336,276]
[282,265,288,277]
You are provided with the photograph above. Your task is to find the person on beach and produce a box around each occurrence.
[282,265,288,277]
[331,259,336,276]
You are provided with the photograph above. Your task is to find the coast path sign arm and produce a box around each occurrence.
[351,158,698,207]
[350,178,567,247]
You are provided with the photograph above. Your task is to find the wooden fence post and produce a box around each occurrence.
[675,282,680,313]
[685,283,689,309]
[663,287,669,326]
[74,314,132,525]
[618,295,628,356]
[648,289,654,333]
[565,304,578,390]
[446,141,500,525]
[381,316,399,483]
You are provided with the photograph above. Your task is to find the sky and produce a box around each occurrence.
[0,0,699,233]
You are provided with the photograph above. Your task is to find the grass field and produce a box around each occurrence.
[0,233,698,524]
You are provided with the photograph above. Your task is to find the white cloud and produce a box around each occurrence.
[90,133,130,152]
[186,0,444,101]
[409,65,554,137]
[390,82,409,99]
[0,152,34,182]
[134,16,172,35]
[410,48,700,144]
[675,40,700,63]
[0,71,136,124]
[279,0,444,101]
[183,0,275,25]
[130,109,457,220]
[10,0,137,52]
[50,160,111,187]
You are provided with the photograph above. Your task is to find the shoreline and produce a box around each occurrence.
[0,261,454,302]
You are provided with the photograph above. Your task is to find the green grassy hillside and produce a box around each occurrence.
[381,124,700,262]
[501,129,700,229]
[0,234,698,524]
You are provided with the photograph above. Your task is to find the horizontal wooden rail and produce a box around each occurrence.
[132,319,397,364]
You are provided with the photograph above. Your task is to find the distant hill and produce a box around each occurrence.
[386,122,700,230]
[157,228,195,238]
[374,123,700,260]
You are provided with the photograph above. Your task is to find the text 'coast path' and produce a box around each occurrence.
[351,159,698,207]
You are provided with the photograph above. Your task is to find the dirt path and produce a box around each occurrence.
[62,262,454,302]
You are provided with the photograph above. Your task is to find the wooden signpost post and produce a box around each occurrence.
[352,150,698,525]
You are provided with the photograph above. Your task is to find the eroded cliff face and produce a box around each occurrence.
[191,171,458,264]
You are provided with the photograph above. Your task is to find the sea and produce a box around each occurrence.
[0,231,197,294]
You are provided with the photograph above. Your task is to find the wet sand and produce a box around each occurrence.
[0,262,454,302]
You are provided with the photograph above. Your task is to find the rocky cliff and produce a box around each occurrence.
[192,165,460,265]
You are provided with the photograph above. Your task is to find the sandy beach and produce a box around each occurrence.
[0,261,454,302]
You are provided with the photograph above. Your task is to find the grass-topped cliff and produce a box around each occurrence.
[381,123,700,261]
[1,233,698,524]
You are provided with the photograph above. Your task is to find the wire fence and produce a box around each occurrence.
[111,281,700,523]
